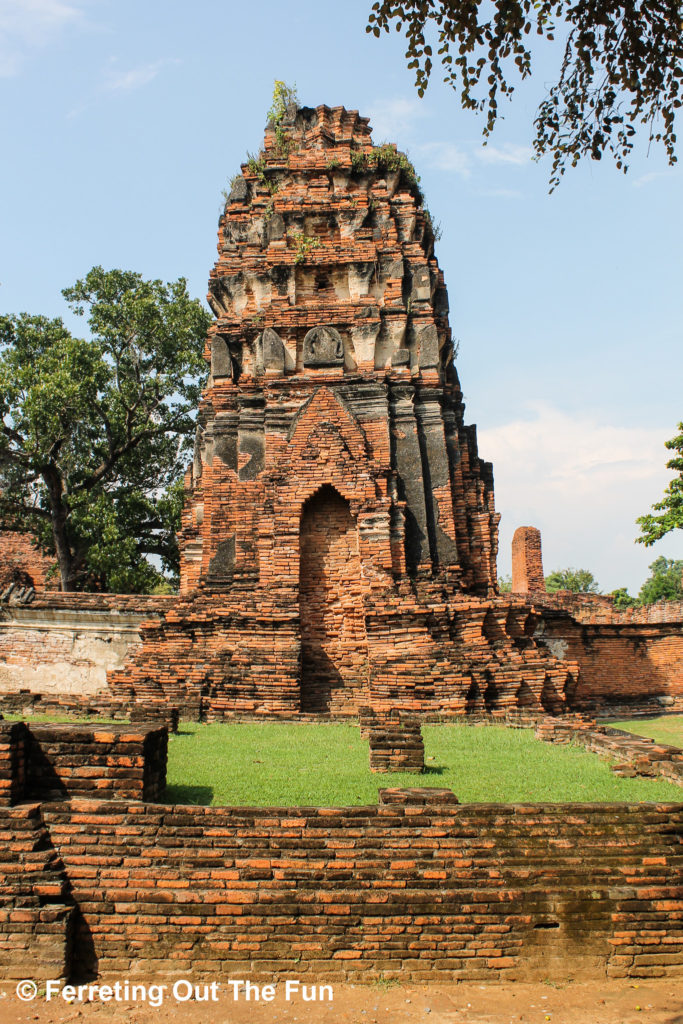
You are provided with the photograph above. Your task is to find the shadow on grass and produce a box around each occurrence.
[423,765,447,776]
[163,784,214,805]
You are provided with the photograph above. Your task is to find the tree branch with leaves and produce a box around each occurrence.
[637,422,683,546]
[367,1,683,189]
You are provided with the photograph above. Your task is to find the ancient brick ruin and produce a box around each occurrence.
[1,103,681,719]
[511,526,545,594]
[102,104,588,718]
[181,105,499,594]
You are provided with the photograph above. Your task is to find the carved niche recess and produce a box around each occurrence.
[303,326,344,368]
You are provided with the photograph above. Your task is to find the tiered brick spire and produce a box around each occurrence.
[180,103,499,595]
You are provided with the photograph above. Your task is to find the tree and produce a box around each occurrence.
[366,1,683,188]
[607,559,682,608]
[498,573,512,592]
[0,268,211,592]
[609,586,637,610]
[637,556,683,604]
[545,567,600,593]
[636,422,683,546]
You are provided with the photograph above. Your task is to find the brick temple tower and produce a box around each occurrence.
[180,103,499,598]
[111,104,575,716]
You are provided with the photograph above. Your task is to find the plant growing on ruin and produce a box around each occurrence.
[0,268,211,592]
[246,153,279,194]
[221,173,243,205]
[291,232,322,264]
[350,144,424,202]
[267,79,298,156]
[423,208,442,242]
[245,153,278,193]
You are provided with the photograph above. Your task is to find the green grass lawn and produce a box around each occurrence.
[165,721,683,806]
[608,714,683,748]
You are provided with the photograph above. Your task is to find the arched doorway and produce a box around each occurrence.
[299,485,369,713]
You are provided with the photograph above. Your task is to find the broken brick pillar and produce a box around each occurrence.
[511,526,546,594]
[367,711,425,773]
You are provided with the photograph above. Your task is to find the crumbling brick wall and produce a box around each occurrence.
[0,720,167,803]
[0,530,57,592]
[535,717,683,785]
[0,593,165,696]
[23,794,680,981]
[530,595,683,706]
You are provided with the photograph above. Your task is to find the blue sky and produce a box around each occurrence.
[1,0,681,593]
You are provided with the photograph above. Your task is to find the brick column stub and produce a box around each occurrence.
[511,526,546,593]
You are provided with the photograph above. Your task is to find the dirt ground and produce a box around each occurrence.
[2,977,681,1024]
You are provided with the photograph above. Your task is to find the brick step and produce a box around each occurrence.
[68,829,679,846]
[41,823,681,844]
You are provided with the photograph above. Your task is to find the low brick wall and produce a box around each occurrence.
[0,722,27,806]
[0,722,167,803]
[0,803,73,980]
[0,594,168,697]
[530,595,683,707]
[17,794,679,982]
[536,718,683,786]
